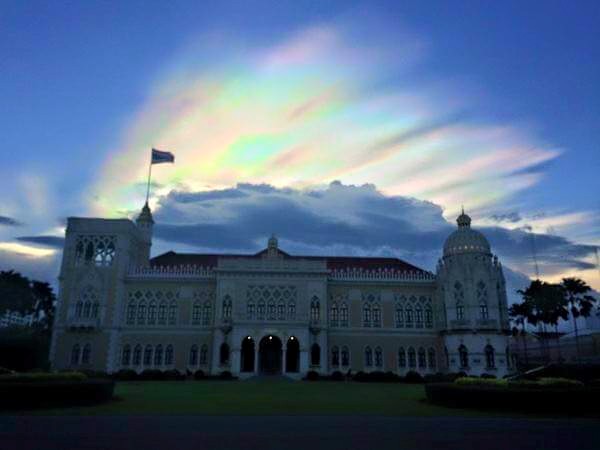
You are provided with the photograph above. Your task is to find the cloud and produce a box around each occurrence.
[91,18,560,221]
[490,212,522,223]
[0,215,22,227]
[152,182,596,284]
[16,236,65,249]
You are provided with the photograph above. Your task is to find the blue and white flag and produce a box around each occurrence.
[151,148,175,164]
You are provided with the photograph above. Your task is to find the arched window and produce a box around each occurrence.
[398,347,406,368]
[287,300,296,320]
[247,300,255,320]
[418,347,426,369]
[154,345,163,366]
[220,343,230,365]
[222,296,232,320]
[192,301,202,324]
[83,301,91,318]
[415,304,424,328]
[428,348,436,369]
[330,302,339,327]
[148,301,157,325]
[331,346,340,367]
[311,343,321,366]
[372,303,381,328]
[122,345,131,366]
[341,346,350,367]
[406,302,414,327]
[91,302,99,319]
[408,347,416,368]
[158,301,167,325]
[362,303,371,327]
[126,301,136,325]
[81,343,91,364]
[189,345,198,366]
[340,302,348,327]
[267,300,276,320]
[137,301,146,325]
[458,345,469,369]
[477,281,489,319]
[257,300,265,320]
[165,345,174,365]
[133,345,142,366]
[277,300,286,320]
[75,301,84,318]
[365,346,373,367]
[395,303,404,328]
[444,347,449,368]
[143,345,153,366]
[202,301,212,326]
[485,345,495,369]
[310,296,320,322]
[200,344,208,365]
[425,305,433,328]
[454,282,465,320]
[168,301,178,325]
[374,346,383,368]
[71,344,80,365]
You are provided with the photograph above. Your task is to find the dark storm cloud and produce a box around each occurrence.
[151,181,595,280]
[0,215,23,227]
[490,212,522,223]
[16,236,65,248]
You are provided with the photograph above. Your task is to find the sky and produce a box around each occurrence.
[0,0,599,294]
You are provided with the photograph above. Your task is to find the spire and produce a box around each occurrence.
[456,207,471,228]
[136,202,154,225]
[268,233,278,251]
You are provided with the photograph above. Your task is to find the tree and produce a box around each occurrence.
[509,301,532,366]
[32,281,57,332]
[0,270,35,315]
[561,277,597,360]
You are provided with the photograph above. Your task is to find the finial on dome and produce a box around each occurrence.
[457,208,471,228]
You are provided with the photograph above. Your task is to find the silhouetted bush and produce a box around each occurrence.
[0,371,86,382]
[306,370,319,381]
[139,369,165,381]
[79,369,110,379]
[163,369,185,381]
[193,369,205,380]
[480,373,497,379]
[404,371,424,383]
[219,371,233,380]
[331,371,344,381]
[113,369,138,381]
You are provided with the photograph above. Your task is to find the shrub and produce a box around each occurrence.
[0,372,86,382]
[139,369,165,381]
[330,371,344,381]
[0,367,15,375]
[79,370,110,379]
[163,369,185,381]
[404,371,424,383]
[455,377,507,387]
[193,369,205,380]
[219,371,233,380]
[352,371,366,382]
[384,371,399,382]
[306,370,319,381]
[480,373,497,379]
[538,377,584,388]
[113,369,139,381]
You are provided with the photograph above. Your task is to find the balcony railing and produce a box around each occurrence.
[329,268,435,282]
[128,265,214,279]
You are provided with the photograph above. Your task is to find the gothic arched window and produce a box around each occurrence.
[189,345,198,366]
[330,302,339,327]
[485,345,495,369]
[165,345,174,366]
[76,301,84,318]
[415,304,424,328]
[143,345,153,366]
[405,304,414,328]
[168,301,178,325]
[454,282,465,320]
[133,345,142,366]
[70,344,80,365]
[311,343,321,366]
[331,346,340,367]
[287,299,296,320]
[222,296,232,320]
[310,296,320,322]
[154,345,163,366]
[81,343,91,364]
[398,347,406,368]
[137,301,146,325]
[148,301,157,325]
[425,305,433,328]
[395,303,404,328]
[83,301,91,318]
[341,346,349,367]
[340,302,348,327]
[277,300,286,320]
[200,344,208,365]
[192,301,202,324]
[458,345,469,369]
[267,300,276,320]
[202,301,212,326]
[122,345,131,366]
[363,303,372,327]
[374,346,383,368]
[158,301,167,325]
[372,303,381,328]
[408,347,416,368]
[246,300,255,320]
[365,346,373,367]
[257,300,266,320]
[477,281,489,319]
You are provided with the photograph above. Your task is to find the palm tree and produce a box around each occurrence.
[509,301,531,367]
[561,277,596,360]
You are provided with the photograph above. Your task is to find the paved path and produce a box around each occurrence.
[1,416,598,450]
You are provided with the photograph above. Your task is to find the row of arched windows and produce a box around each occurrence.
[74,285,100,319]
[398,347,437,370]
[329,301,349,327]
[121,344,178,367]
[394,297,434,329]
[245,298,297,321]
[455,344,497,369]
[330,346,351,367]
[126,300,178,326]
[70,343,92,365]
[192,300,213,326]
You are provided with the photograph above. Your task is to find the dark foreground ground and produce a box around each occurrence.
[1,416,598,450]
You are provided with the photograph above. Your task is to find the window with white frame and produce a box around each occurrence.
[331,346,340,367]
[408,347,416,368]
[192,301,202,324]
[154,344,163,366]
[374,347,383,368]
[365,346,373,368]
[341,346,349,367]
[330,301,339,327]
[189,345,198,366]
[310,296,320,322]
[202,301,212,326]
[339,301,348,327]
[122,345,131,366]
[477,281,489,319]
[200,344,208,365]
[74,235,116,267]
[165,345,174,365]
[398,347,406,368]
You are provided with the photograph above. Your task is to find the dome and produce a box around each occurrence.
[443,210,490,256]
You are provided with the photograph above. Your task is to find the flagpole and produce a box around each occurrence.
[145,152,153,204]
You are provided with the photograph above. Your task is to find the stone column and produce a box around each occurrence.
[231,347,241,376]
[282,348,287,374]
[300,347,309,374]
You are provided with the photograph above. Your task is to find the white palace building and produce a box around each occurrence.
[50,203,512,378]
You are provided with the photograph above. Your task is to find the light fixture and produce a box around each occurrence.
[246,336,251,340]
[290,336,295,340]
[269,336,273,341]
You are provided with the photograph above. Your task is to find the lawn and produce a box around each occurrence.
[14,380,512,416]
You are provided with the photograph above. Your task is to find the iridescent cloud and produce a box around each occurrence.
[91,20,560,222]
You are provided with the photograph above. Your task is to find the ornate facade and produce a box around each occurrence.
[50,204,512,378]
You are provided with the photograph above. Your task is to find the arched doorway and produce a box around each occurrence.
[259,335,282,374]
[286,336,299,373]
[241,336,255,373]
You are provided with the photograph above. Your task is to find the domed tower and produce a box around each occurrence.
[436,209,511,376]
[135,202,154,266]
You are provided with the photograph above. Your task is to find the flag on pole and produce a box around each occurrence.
[151,148,175,164]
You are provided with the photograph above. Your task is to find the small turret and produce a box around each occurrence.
[135,202,154,264]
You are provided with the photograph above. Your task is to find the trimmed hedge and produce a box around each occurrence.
[193,369,205,380]
[0,371,86,382]
[426,382,600,413]
[0,379,115,410]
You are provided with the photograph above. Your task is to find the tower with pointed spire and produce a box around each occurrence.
[135,202,154,265]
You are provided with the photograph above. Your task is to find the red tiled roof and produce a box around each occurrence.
[150,248,428,274]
